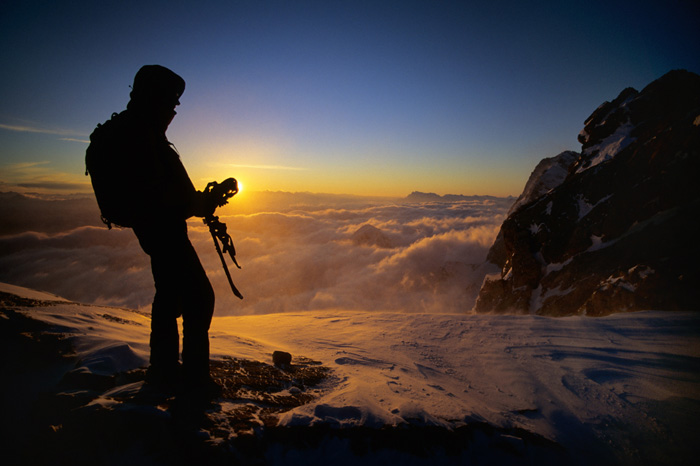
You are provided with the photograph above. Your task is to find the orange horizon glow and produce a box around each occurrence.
[1,2,698,207]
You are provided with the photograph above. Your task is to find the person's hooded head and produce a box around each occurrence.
[127,65,185,132]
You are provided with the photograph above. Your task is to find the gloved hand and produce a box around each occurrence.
[197,178,239,217]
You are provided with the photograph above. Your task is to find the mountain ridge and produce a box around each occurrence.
[475,69,700,316]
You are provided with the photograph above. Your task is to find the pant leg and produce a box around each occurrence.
[148,248,183,371]
[135,223,215,378]
[178,240,215,380]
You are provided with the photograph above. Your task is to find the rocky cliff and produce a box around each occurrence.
[475,70,700,316]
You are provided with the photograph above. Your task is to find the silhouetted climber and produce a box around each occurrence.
[86,65,223,399]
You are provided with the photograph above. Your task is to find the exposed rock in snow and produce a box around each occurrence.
[575,86,638,173]
[476,69,700,316]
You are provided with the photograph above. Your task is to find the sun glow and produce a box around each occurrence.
[230,179,248,206]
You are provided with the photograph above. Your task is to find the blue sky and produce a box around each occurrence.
[1,0,698,196]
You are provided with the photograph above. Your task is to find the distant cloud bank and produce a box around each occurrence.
[0,192,512,314]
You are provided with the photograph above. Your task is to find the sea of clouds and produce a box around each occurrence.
[0,191,513,315]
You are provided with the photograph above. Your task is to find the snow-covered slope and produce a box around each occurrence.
[507,150,579,215]
[477,70,700,316]
[2,282,699,465]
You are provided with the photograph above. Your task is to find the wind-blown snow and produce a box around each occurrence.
[3,282,699,465]
[0,281,68,302]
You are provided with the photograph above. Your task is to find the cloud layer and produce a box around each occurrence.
[0,192,512,315]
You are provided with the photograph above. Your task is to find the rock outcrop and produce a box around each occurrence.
[475,70,700,316]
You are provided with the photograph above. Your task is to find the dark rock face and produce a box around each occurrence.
[475,70,700,316]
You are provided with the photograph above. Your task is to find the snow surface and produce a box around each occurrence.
[578,122,636,174]
[2,282,700,465]
[0,281,69,302]
[508,151,578,214]
[576,194,612,220]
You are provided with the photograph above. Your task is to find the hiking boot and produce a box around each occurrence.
[182,375,223,401]
[145,364,182,393]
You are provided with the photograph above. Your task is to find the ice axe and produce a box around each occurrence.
[203,178,243,299]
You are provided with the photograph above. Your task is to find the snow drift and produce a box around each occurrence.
[2,282,699,465]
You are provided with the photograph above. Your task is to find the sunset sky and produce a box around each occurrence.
[1,0,698,197]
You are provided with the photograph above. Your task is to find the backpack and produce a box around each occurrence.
[85,112,137,229]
